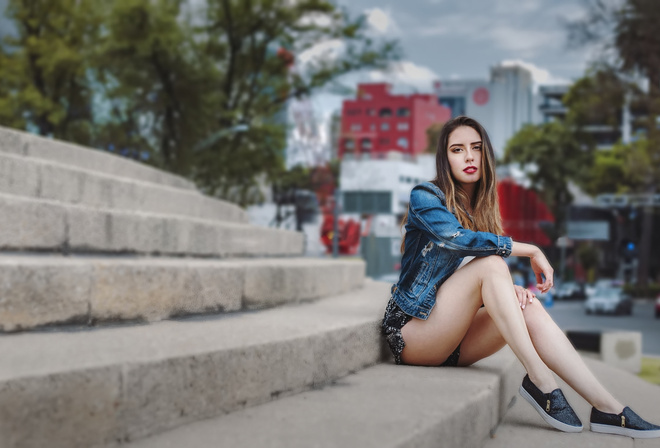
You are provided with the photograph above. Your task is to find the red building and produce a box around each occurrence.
[339,83,451,158]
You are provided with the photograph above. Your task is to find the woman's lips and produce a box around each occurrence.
[463,167,477,174]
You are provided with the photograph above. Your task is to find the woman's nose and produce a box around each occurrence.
[465,150,474,161]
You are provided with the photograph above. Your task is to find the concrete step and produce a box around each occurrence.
[485,356,660,448]
[0,192,302,257]
[0,125,196,191]
[0,279,391,448]
[126,348,519,448]
[0,152,248,223]
[0,255,365,331]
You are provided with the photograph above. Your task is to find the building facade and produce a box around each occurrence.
[434,62,538,157]
[339,83,451,159]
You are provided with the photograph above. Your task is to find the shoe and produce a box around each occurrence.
[590,406,660,438]
[519,374,583,433]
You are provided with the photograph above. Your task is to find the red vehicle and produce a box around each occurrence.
[655,294,660,319]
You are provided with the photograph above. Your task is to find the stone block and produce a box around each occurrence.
[0,154,40,197]
[23,132,195,191]
[88,260,244,322]
[600,330,642,374]
[0,125,28,155]
[243,259,364,308]
[0,368,121,448]
[0,195,66,250]
[567,329,642,374]
[0,259,92,331]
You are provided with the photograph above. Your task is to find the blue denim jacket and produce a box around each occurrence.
[391,182,512,320]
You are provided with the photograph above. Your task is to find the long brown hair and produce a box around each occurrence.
[401,116,503,253]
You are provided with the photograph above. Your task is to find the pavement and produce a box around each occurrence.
[485,355,660,448]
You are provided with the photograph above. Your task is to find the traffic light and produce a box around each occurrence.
[620,238,638,262]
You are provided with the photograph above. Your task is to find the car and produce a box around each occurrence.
[656,294,660,319]
[555,281,587,300]
[584,286,633,315]
[585,278,621,297]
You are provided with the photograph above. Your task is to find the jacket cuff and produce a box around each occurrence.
[497,236,512,257]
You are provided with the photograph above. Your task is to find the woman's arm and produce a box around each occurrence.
[512,241,554,293]
[408,184,512,258]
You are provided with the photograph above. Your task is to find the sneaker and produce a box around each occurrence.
[519,374,583,433]
[590,406,660,438]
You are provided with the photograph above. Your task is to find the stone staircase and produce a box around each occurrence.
[0,126,520,448]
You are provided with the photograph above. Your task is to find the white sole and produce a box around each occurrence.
[591,423,660,438]
[519,385,583,433]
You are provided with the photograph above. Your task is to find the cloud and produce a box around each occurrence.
[365,8,400,35]
[488,26,563,56]
[296,39,345,68]
[367,61,439,91]
[498,60,571,86]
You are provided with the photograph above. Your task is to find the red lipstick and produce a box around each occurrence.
[463,166,477,174]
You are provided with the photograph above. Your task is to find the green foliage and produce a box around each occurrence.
[503,121,590,239]
[0,0,400,206]
[563,67,627,130]
[576,243,599,273]
[0,0,105,141]
[623,282,660,298]
[424,122,444,154]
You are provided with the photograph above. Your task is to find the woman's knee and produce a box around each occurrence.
[522,298,549,328]
[472,255,510,278]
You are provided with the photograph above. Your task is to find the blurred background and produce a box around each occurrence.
[0,0,659,306]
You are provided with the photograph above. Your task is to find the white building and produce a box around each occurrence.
[434,62,539,157]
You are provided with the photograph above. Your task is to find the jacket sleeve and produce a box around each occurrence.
[408,183,512,258]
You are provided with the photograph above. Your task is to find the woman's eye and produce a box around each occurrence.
[472,146,482,151]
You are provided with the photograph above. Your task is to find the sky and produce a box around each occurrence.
[335,0,603,88]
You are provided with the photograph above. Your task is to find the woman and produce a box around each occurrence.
[382,115,660,438]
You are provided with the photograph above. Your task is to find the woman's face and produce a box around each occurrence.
[447,125,482,189]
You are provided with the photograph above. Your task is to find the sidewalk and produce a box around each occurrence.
[485,356,660,448]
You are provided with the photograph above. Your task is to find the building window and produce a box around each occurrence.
[379,108,392,117]
[396,107,410,117]
[366,108,376,116]
[344,138,355,151]
[345,108,361,116]
[397,137,409,149]
[342,191,392,214]
[381,122,390,131]
[397,122,409,131]
[370,124,376,130]
[351,123,362,131]
[360,138,372,151]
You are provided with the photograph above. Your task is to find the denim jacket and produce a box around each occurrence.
[391,181,512,320]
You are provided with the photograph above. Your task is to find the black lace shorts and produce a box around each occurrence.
[381,297,461,367]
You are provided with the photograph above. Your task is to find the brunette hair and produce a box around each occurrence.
[401,116,503,253]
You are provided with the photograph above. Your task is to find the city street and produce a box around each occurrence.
[547,300,660,356]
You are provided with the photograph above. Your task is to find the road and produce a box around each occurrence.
[546,300,660,356]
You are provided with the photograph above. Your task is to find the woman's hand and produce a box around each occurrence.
[511,241,555,294]
[514,284,535,309]
[514,285,534,309]
[529,249,554,293]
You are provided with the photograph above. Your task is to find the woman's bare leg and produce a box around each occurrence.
[400,255,558,393]
[456,297,624,414]
[521,299,624,414]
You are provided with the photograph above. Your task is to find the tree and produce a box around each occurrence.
[0,0,105,143]
[423,122,445,154]
[503,122,591,241]
[567,0,660,286]
[1,0,400,207]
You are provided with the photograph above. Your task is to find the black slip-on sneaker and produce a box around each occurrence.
[590,406,660,438]
[519,374,583,433]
